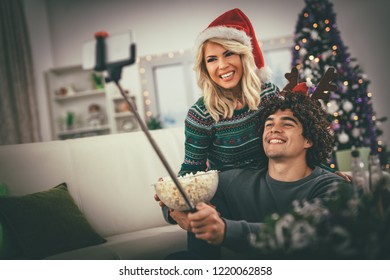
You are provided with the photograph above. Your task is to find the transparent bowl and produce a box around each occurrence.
[154,170,219,211]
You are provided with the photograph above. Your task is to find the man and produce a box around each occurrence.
[182,89,352,258]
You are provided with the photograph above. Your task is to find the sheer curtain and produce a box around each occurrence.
[0,0,41,145]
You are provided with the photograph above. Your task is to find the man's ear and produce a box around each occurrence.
[304,139,313,149]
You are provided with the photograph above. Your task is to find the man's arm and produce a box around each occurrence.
[188,203,262,253]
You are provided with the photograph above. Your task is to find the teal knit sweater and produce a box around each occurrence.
[179,82,280,176]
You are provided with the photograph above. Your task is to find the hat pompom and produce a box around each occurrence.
[256,65,272,82]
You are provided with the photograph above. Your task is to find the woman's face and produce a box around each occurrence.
[203,41,243,92]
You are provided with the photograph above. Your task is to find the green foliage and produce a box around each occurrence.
[147,116,163,130]
[252,178,390,259]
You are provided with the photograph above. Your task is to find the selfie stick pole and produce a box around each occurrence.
[96,39,195,212]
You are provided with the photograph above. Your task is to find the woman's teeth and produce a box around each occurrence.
[220,72,233,79]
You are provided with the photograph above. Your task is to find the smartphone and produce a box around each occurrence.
[82,30,134,70]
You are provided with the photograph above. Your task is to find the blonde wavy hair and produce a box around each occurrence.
[194,38,262,122]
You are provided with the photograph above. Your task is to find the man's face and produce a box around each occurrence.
[263,109,312,161]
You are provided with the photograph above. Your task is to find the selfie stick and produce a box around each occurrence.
[94,32,196,212]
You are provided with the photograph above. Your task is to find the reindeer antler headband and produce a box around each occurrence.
[282,67,338,103]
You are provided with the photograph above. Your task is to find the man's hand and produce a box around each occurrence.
[188,202,225,245]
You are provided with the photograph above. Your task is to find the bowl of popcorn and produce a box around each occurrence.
[154,170,219,211]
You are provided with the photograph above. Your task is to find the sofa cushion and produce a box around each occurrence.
[46,224,187,260]
[0,183,106,259]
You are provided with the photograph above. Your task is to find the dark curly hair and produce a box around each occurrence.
[259,91,334,169]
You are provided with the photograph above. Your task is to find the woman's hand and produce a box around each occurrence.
[154,193,166,208]
[170,209,191,231]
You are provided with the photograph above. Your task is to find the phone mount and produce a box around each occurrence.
[92,32,196,212]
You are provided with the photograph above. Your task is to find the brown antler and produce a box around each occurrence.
[311,67,338,102]
[283,67,299,91]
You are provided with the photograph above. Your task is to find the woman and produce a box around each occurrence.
[179,8,279,176]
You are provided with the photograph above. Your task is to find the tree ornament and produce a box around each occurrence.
[304,68,312,76]
[299,48,307,56]
[338,131,349,144]
[342,100,353,112]
[327,100,339,114]
[331,122,340,131]
[352,128,360,138]
[311,30,319,40]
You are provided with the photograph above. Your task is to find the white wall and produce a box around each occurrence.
[24,0,390,145]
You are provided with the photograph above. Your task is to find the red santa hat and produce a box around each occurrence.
[195,8,272,82]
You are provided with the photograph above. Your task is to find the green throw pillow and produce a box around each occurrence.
[0,183,20,260]
[0,183,106,259]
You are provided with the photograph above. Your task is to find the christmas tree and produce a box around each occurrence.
[291,0,387,170]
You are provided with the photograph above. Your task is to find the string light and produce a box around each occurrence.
[139,48,194,119]
[332,45,337,50]
[358,79,363,84]
[367,92,373,97]
[343,81,349,86]
[304,12,309,18]
[313,23,318,28]
[324,19,330,24]
[325,27,331,32]
[330,163,336,169]
[309,55,315,60]
[295,45,300,51]
[302,38,307,43]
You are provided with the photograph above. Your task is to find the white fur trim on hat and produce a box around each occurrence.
[194,26,252,53]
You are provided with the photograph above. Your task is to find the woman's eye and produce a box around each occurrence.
[225,52,234,57]
[206,57,216,63]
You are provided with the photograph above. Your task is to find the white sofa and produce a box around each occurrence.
[0,127,188,259]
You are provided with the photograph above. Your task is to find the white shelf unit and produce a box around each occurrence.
[110,90,139,133]
[45,65,138,140]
